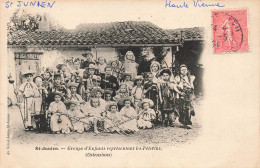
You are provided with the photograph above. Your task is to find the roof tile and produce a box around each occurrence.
[8,21,180,46]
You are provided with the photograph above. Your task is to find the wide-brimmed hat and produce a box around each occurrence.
[22,70,35,77]
[137,98,154,108]
[56,64,67,70]
[158,68,172,77]
[67,82,79,88]
[117,96,132,106]
[90,88,104,97]
[105,102,118,111]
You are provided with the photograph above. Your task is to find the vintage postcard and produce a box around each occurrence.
[0,0,259,167]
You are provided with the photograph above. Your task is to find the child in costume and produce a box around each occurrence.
[132,76,144,113]
[174,64,195,129]
[66,101,85,133]
[71,59,84,82]
[158,68,175,127]
[143,72,160,124]
[100,65,119,97]
[118,97,139,133]
[102,102,122,133]
[81,98,103,134]
[104,89,114,103]
[91,75,102,90]
[66,82,84,103]
[122,73,134,92]
[114,83,130,102]
[16,70,38,131]
[47,92,72,134]
[33,76,48,132]
[109,60,123,79]
[137,99,156,129]
[90,88,107,112]
[97,57,107,73]
[122,51,139,79]
[56,63,71,84]
[71,59,85,98]
[49,73,66,93]
[82,64,97,101]
[42,69,53,93]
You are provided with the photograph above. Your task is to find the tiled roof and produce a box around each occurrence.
[8,21,181,46]
[165,27,204,41]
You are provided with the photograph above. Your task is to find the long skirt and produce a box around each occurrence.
[50,114,72,133]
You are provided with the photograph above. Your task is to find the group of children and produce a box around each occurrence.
[15,51,196,135]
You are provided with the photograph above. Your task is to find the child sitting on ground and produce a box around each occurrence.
[137,99,156,129]
[81,98,102,135]
[102,102,122,133]
[48,92,72,134]
[66,101,85,134]
[118,97,139,133]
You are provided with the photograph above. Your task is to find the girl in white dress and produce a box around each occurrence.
[66,101,85,133]
[103,102,122,133]
[118,97,139,133]
[137,99,156,129]
[90,88,107,112]
[81,98,103,134]
[47,92,72,134]
[123,51,139,79]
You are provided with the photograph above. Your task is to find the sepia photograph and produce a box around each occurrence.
[7,8,204,146]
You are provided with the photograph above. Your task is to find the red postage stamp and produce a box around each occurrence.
[212,10,249,53]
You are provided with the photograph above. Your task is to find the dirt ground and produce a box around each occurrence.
[9,100,202,147]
